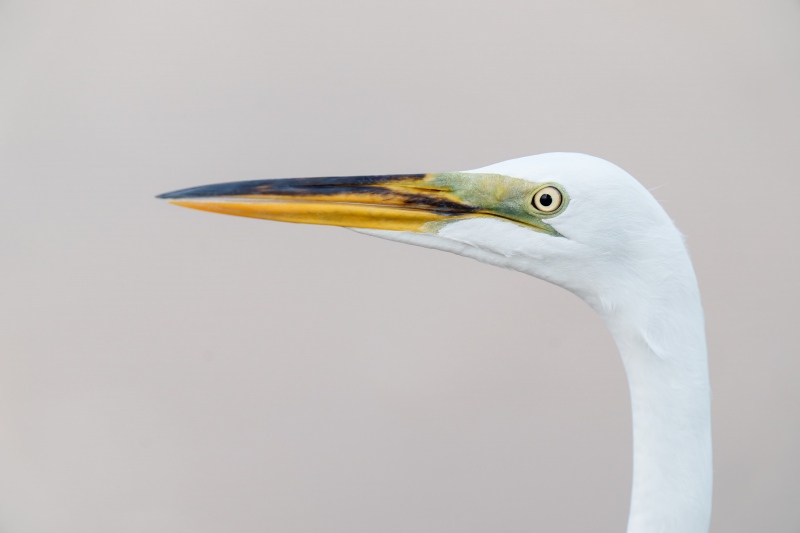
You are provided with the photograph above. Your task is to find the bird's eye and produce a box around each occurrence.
[532,186,563,213]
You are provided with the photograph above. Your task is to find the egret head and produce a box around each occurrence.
[159,153,711,530]
[159,152,686,314]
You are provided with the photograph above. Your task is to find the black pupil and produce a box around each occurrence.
[539,193,553,207]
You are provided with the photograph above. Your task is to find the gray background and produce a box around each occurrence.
[1,1,798,531]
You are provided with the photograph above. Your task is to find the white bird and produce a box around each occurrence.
[159,152,712,533]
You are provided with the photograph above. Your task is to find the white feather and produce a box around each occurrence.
[356,153,712,533]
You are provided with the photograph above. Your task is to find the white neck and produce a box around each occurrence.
[604,293,712,533]
[358,208,714,531]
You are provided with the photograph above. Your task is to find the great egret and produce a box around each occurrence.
[159,152,712,533]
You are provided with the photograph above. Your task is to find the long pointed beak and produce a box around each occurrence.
[158,172,562,235]
[158,173,484,232]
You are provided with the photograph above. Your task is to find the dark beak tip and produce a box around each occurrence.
[156,188,197,200]
[156,186,213,200]
[155,181,261,200]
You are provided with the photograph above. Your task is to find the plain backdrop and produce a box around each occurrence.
[1,1,799,532]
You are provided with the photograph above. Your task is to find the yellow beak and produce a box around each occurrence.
[158,173,483,232]
[158,172,563,235]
